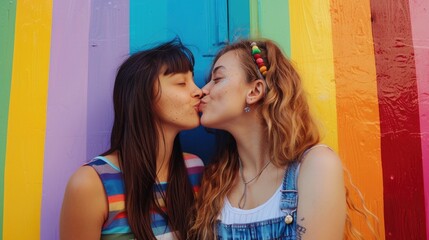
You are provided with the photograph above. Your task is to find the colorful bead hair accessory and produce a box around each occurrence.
[251,42,268,78]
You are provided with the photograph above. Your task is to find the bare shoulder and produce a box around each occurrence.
[297,145,345,204]
[299,145,343,177]
[60,165,107,239]
[62,165,107,214]
[65,165,103,194]
[296,145,346,239]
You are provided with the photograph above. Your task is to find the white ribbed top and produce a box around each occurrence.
[219,184,286,224]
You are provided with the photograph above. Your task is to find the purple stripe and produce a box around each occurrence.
[186,166,204,174]
[86,0,130,160]
[409,0,429,238]
[41,1,92,239]
[41,1,129,239]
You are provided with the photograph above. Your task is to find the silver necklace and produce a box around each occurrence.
[238,158,271,209]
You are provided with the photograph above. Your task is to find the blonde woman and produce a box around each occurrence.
[191,39,375,239]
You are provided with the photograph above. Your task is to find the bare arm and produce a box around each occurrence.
[60,166,107,240]
[296,147,346,240]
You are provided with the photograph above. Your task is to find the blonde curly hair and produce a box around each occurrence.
[189,39,380,240]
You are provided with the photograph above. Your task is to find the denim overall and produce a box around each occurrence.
[216,161,300,240]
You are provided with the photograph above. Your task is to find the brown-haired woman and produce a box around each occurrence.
[191,39,379,240]
[60,38,204,240]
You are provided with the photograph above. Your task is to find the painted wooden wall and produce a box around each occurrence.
[0,0,428,239]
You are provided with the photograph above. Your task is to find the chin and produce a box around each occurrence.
[183,118,200,130]
[200,116,217,129]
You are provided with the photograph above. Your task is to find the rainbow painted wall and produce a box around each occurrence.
[0,0,428,239]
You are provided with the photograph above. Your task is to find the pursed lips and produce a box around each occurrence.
[193,101,201,112]
[197,100,208,112]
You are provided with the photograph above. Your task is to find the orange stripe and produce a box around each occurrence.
[330,0,385,238]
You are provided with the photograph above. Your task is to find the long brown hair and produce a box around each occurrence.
[103,38,195,239]
[190,39,380,239]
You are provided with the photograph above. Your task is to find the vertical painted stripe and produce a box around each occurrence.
[249,0,260,39]
[330,1,385,238]
[289,1,338,151]
[40,0,92,239]
[370,1,426,238]
[3,0,52,239]
[130,0,168,52]
[227,0,250,41]
[249,0,291,56]
[87,0,130,162]
[409,1,429,238]
[0,0,17,236]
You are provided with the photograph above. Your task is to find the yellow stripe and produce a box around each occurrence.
[109,201,125,212]
[4,0,52,238]
[289,0,338,151]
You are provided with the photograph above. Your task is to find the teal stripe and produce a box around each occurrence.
[228,0,250,41]
[250,0,291,57]
[0,0,17,237]
[102,226,132,234]
[130,0,168,52]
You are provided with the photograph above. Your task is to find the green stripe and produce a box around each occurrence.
[250,0,291,57]
[0,0,17,237]
[101,233,135,240]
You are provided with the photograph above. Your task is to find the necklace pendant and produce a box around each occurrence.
[238,157,271,210]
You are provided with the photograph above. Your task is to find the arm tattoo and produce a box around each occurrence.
[296,219,307,240]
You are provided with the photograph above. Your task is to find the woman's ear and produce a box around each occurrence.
[246,79,266,104]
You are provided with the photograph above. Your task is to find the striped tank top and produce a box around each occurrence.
[86,152,204,240]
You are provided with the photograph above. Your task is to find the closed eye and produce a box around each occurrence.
[213,77,223,83]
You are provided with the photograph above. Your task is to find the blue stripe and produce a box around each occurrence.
[101,178,124,196]
[103,217,131,233]
[187,172,202,185]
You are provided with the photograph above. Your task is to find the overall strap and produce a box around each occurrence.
[279,144,331,225]
[279,161,300,225]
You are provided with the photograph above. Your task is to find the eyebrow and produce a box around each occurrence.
[212,65,226,75]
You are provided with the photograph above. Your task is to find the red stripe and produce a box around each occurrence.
[370,1,426,238]
[150,207,168,214]
[113,211,127,220]
[108,194,125,203]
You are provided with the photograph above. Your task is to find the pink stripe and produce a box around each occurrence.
[409,0,429,238]
[183,153,200,160]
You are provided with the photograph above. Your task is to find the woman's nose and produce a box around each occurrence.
[192,84,203,98]
[201,88,209,98]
